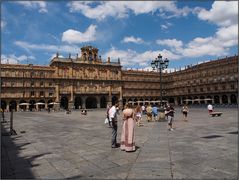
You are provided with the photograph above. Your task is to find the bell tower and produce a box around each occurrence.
[80,46,100,62]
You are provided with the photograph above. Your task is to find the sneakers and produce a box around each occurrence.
[168,128,174,131]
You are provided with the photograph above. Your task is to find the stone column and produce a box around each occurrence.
[81,96,86,109]
[96,96,101,108]
[227,94,231,104]
[108,85,112,106]
[119,86,123,109]
[55,83,60,102]
[219,95,222,104]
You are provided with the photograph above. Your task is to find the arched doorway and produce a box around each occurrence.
[177,97,181,106]
[112,96,118,105]
[48,99,53,108]
[38,100,45,110]
[214,95,220,104]
[74,97,82,109]
[1,100,7,110]
[85,97,97,109]
[9,100,17,111]
[61,96,68,109]
[169,97,174,104]
[100,96,107,108]
[222,95,228,104]
[29,100,36,111]
[230,94,237,104]
[19,100,27,111]
[200,96,205,104]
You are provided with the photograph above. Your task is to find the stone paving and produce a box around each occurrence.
[1,107,238,179]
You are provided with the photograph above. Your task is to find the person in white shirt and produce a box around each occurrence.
[207,104,213,114]
[109,102,119,148]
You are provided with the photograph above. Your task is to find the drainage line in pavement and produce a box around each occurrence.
[167,130,174,180]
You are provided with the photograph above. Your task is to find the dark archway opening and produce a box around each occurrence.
[29,100,36,111]
[74,97,82,109]
[10,100,17,111]
[112,96,118,105]
[61,96,69,109]
[230,94,237,104]
[1,100,7,110]
[214,95,220,104]
[100,96,107,108]
[86,97,97,109]
[222,95,228,104]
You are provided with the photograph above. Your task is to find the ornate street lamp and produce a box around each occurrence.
[151,54,169,111]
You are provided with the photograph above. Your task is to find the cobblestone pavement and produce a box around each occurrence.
[1,107,238,179]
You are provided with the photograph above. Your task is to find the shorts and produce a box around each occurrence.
[168,116,173,125]
[183,111,187,117]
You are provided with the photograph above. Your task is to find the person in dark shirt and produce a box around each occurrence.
[166,104,175,131]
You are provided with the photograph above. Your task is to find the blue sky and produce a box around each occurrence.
[1,1,238,71]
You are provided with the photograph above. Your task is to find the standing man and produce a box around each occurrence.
[109,102,119,148]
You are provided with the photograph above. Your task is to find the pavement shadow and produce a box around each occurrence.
[1,122,51,179]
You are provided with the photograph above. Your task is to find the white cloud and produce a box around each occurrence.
[14,41,79,54]
[1,54,35,64]
[62,25,97,44]
[121,36,144,44]
[1,20,6,29]
[103,47,180,68]
[160,22,172,30]
[196,1,238,27]
[16,1,47,13]
[67,1,191,21]
[156,39,183,51]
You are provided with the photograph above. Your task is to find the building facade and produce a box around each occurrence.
[0,46,238,111]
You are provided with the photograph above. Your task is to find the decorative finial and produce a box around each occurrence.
[107,57,110,63]
[56,52,59,58]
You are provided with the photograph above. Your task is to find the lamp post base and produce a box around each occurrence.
[158,107,166,121]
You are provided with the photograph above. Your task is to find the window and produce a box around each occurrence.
[222,85,226,90]
[30,72,34,77]
[188,89,191,93]
[200,88,204,92]
[207,87,210,91]
[31,81,34,87]
[40,81,44,86]
[231,84,235,90]
[40,91,44,97]
[11,82,15,87]
[49,82,52,86]
[214,86,218,91]
[49,92,53,97]
[30,91,35,97]
[40,72,44,77]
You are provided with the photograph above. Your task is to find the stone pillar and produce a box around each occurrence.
[55,84,60,102]
[96,96,101,108]
[70,85,74,102]
[119,86,123,109]
[45,103,48,109]
[6,104,9,112]
[174,97,178,106]
[228,94,231,104]
[108,86,112,106]
[219,95,222,104]
[81,96,86,109]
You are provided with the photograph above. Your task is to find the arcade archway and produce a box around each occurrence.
[61,96,68,109]
[74,97,82,109]
[86,97,97,109]
[100,96,107,108]
[230,94,237,104]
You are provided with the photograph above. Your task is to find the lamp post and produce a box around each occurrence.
[151,54,169,118]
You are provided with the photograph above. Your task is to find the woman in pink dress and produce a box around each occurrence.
[120,103,136,152]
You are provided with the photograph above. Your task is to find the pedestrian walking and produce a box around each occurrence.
[166,104,175,131]
[109,102,120,148]
[182,104,189,121]
[135,105,143,126]
[146,104,153,122]
[152,105,158,121]
[120,103,136,152]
